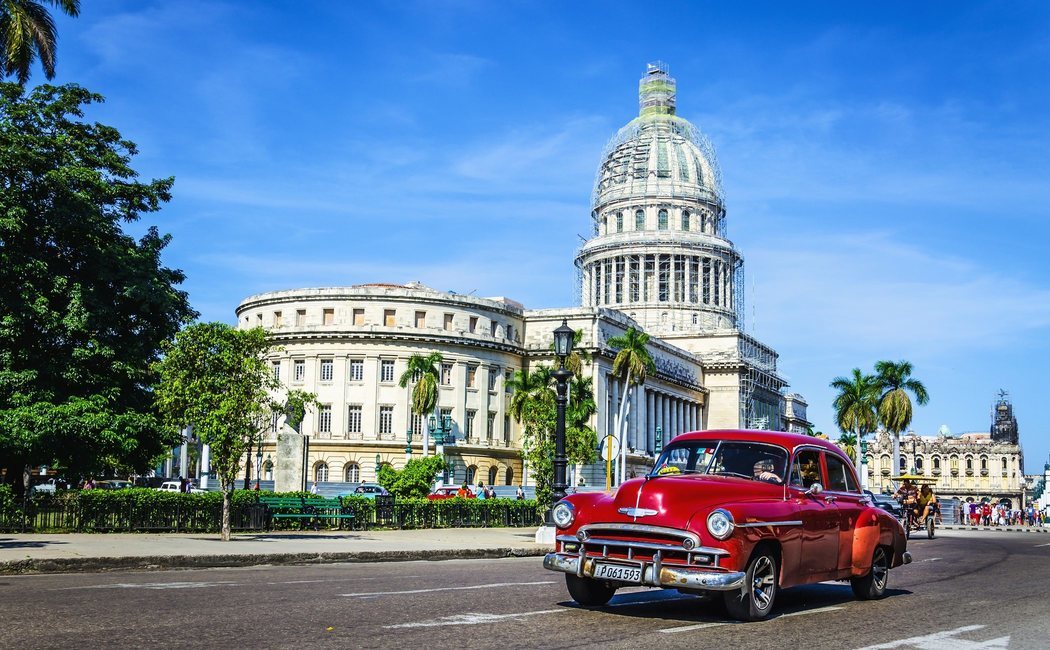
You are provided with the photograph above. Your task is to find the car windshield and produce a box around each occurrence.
[649,440,788,484]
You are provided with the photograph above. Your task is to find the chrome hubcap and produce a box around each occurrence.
[751,555,775,609]
[872,548,888,590]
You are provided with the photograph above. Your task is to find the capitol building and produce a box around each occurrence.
[237,63,810,489]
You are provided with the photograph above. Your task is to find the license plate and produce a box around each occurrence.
[593,561,642,583]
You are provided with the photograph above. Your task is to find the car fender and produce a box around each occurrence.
[850,506,898,576]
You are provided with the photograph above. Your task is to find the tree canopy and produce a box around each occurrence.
[0,0,79,84]
[0,83,195,489]
[377,455,445,499]
[154,323,277,540]
[830,368,879,465]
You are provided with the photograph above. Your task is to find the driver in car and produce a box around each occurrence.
[752,459,781,483]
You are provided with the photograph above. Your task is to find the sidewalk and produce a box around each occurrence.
[0,527,553,575]
[939,524,1048,533]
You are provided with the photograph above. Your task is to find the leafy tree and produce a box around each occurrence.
[398,352,442,454]
[154,324,278,541]
[377,455,445,498]
[836,432,858,463]
[607,327,655,486]
[0,0,79,84]
[282,389,319,434]
[874,360,929,476]
[830,368,879,469]
[0,83,195,492]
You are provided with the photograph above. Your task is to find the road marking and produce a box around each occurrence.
[660,622,729,634]
[778,605,844,617]
[58,581,239,590]
[341,581,555,598]
[853,624,1010,649]
[1034,542,1050,547]
[916,557,941,563]
[384,609,566,628]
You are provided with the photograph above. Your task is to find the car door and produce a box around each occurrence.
[824,453,865,575]
[787,447,840,581]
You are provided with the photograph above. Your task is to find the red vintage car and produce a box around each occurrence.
[544,429,911,621]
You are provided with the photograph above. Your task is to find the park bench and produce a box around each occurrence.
[258,496,355,530]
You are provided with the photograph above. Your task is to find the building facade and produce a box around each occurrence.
[236,63,808,488]
[863,395,1025,508]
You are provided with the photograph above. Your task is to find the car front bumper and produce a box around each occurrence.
[543,552,746,591]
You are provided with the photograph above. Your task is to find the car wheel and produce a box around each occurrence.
[850,545,889,600]
[926,516,935,539]
[724,549,778,621]
[565,574,616,606]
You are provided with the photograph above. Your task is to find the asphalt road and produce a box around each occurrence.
[1,529,1047,649]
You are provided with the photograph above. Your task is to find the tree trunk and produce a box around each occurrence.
[613,370,632,487]
[221,482,232,541]
[892,431,901,479]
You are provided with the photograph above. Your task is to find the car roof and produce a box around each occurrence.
[673,429,846,457]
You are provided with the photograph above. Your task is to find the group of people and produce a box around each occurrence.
[454,483,528,500]
[893,479,941,524]
[963,501,1046,527]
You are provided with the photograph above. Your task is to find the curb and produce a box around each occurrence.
[0,546,551,576]
[940,525,1049,533]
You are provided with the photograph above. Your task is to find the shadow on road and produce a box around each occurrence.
[0,537,68,549]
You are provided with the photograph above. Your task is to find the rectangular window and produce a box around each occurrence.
[443,313,454,330]
[270,412,279,433]
[411,412,424,439]
[349,359,364,382]
[440,408,452,429]
[293,360,305,382]
[506,325,514,341]
[319,358,334,382]
[469,316,478,333]
[490,321,498,337]
[353,308,364,326]
[347,405,362,434]
[379,406,393,435]
[504,415,511,444]
[467,365,478,388]
[295,309,306,326]
[440,363,453,386]
[272,361,281,381]
[380,359,395,383]
[256,313,263,325]
[488,367,499,391]
[323,308,334,325]
[466,409,476,440]
[487,412,496,441]
[825,455,856,492]
[273,311,283,328]
[505,370,512,393]
[415,311,426,328]
[318,404,332,434]
[384,309,396,327]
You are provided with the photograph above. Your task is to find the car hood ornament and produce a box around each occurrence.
[618,507,658,517]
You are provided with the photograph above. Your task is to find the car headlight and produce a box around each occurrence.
[552,501,575,528]
[707,508,735,540]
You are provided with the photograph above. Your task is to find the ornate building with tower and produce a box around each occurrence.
[234,63,808,489]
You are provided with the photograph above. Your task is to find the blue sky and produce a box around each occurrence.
[46,1,1050,470]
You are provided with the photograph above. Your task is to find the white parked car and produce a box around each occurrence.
[157,481,205,494]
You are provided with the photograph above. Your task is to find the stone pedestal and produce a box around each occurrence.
[274,431,306,493]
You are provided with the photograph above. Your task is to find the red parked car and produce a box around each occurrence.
[427,486,475,500]
[544,429,911,621]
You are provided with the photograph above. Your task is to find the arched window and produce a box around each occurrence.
[899,456,906,471]
[932,456,940,470]
[488,466,498,486]
[1001,457,1008,472]
[505,468,514,486]
[881,455,891,473]
[915,456,924,470]
[681,211,690,230]
[345,463,360,482]
[980,456,988,471]
[966,456,973,471]
[263,461,273,481]
[658,209,668,230]
[601,215,607,234]
[615,212,623,232]
[466,465,477,484]
[950,455,958,469]
[635,209,645,230]
[314,462,329,483]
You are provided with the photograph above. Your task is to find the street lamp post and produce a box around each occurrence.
[405,427,413,462]
[552,320,574,503]
[254,441,263,490]
[429,414,453,484]
[375,453,381,481]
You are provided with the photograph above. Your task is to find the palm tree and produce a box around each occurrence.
[830,368,879,472]
[874,360,929,478]
[1,0,80,84]
[398,352,443,455]
[607,327,656,486]
[837,432,858,463]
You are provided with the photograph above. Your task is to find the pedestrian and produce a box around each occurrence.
[477,482,487,500]
[310,481,318,495]
[516,485,525,500]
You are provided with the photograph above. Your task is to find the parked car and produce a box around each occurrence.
[427,486,475,500]
[28,477,68,495]
[865,489,902,517]
[157,480,205,494]
[96,480,133,490]
[544,429,911,621]
[344,483,390,499]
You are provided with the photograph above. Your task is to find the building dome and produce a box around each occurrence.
[592,62,724,212]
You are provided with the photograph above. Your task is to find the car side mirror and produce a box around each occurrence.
[804,482,823,497]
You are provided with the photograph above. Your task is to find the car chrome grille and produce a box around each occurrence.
[557,522,729,570]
